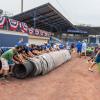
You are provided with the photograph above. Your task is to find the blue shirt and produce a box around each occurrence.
[16,41,24,46]
[42,45,46,50]
[47,44,51,49]
[76,42,82,50]
[59,44,64,49]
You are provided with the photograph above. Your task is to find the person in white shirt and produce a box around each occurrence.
[82,41,87,58]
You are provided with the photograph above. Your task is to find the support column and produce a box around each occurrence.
[33,10,36,29]
[21,0,23,13]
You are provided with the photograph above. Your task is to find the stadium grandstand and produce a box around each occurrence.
[12,3,73,33]
[75,25,100,35]
[0,3,76,47]
[1,3,96,46]
[66,25,100,43]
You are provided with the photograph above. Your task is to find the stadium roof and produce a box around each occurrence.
[75,26,100,35]
[12,3,73,33]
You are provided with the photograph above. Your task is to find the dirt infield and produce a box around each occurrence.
[0,54,100,100]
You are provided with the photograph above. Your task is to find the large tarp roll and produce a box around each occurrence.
[13,50,71,79]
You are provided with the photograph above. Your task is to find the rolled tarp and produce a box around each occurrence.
[13,50,71,79]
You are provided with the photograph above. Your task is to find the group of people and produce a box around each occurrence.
[76,41,87,58]
[75,41,100,72]
[1,37,100,81]
[0,38,65,81]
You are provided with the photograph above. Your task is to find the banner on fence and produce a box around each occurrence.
[39,29,44,36]
[43,31,48,37]
[34,29,40,36]
[19,22,28,33]
[28,27,34,35]
[8,19,19,31]
[0,16,6,28]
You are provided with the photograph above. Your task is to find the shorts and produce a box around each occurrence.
[77,49,81,53]
[1,58,9,70]
[8,60,15,66]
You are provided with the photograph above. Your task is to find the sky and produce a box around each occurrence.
[0,0,100,26]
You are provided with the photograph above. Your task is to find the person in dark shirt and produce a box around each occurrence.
[70,43,75,53]
[95,48,100,72]
[88,47,98,63]
[21,44,34,58]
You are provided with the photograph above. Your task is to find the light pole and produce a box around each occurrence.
[21,0,23,13]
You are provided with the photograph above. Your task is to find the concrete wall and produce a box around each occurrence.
[0,30,28,47]
[0,29,50,47]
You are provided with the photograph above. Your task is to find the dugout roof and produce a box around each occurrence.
[12,3,73,33]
